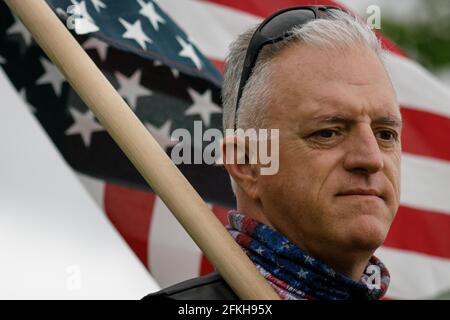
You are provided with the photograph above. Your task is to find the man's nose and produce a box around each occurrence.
[343,126,384,175]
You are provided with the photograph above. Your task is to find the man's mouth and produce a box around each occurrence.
[336,188,383,199]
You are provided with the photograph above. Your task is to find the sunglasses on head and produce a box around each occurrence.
[234,5,348,129]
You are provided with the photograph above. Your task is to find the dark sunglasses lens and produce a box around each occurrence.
[260,9,316,38]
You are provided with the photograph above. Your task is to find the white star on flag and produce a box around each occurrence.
[170,68,179,78]
[115,69,152,110]
[304,255,315,265]
[137,0,165,31]
[6,17,32,46]
[65,107,104,147]
[145,120,178,151]
[281,242,292,250]
[185,88,221,127]
[297,269,309,279]
[19,88,36,113]
[255,247,265,255]
[36,58,66,96]
[119,18,152,50]
[70,0,99,34]
[83,37,109,61]
[326,268,336,278]
[91,0,106,12]
[176,36,202,70]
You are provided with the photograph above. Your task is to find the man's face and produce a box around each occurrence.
[257,43,402,255]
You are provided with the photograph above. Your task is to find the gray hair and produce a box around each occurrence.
[222,10,383,133]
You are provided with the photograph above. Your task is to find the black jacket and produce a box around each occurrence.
[142,272,239,300]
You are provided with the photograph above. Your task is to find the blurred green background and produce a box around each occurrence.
[344,0,450,87]
[381,0,450,72]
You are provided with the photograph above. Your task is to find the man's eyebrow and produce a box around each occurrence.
[309,115,403,128]
[309,115,354,126]
[372,116,403,129]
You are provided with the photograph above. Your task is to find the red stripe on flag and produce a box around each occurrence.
[104,183,156,268]
[203,0,407,57]
[203,0,343,18]
[374,30,407,58]
[401,106,450,162]
[384,205,450,259]
[199,255,215,275]
[212,205,231,225]
[210,58,225,73]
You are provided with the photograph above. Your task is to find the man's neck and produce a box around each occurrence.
[236,200,373,282]
[298,241,374,281]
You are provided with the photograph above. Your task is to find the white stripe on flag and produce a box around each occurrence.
[377,246,450,299]
[148,196,203,288]
[76,173,105,209]
[384,53,450,118]
[156,0,261,61]
[401,153,450,214]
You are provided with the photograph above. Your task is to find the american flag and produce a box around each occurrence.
[1,0,450,299]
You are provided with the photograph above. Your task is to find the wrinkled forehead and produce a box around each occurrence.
[282,80,400,128]
[301,92,401,126]
[267,43,400,124]
[270,41,390,86]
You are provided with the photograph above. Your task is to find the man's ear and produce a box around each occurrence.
[221,135,260,199]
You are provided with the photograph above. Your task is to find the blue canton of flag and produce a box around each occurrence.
[49,0,222,85]
[0,0,234,209]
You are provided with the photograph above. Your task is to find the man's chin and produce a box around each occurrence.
[344,216,388,251]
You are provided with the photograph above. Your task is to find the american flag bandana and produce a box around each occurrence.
[227,211,390,300]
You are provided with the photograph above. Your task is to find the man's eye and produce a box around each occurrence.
[313,129,338,139]
[376,130,397,141]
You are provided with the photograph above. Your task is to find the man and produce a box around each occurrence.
[144,5,401,300]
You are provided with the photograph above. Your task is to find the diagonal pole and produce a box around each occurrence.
[3,0,279,300]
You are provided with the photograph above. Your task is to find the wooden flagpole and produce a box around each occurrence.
[3,0,279,300]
